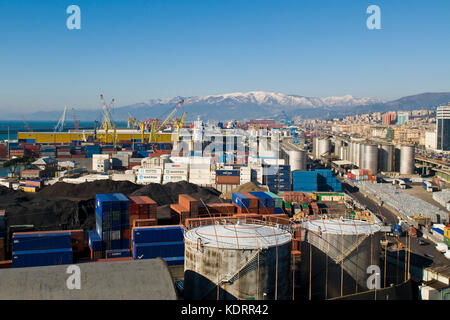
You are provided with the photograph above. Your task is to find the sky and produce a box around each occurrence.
[0,0,449,112]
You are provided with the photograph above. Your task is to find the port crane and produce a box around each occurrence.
[149,99,185,142]
[21,115,33,132]
[54,106,68,132]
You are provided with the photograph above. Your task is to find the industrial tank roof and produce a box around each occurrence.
[184,223,292,250]
[303,219,381,235]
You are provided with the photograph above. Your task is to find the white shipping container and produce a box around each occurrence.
[139,168,162,175]
[165,162,189,169]
[189,168,212,175]
[164,169,189,175]
[137,174,162,181]
[189,179,212,185]
[168,157,190,164]
[163,175,188,181]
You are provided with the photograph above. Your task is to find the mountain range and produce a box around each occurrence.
[3,91,450,122]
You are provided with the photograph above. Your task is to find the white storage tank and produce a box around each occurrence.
[184,221,292,300]
[400,145,415,175]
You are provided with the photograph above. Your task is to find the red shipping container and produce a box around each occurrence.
[0,260,12,269]
[240,193,259,209]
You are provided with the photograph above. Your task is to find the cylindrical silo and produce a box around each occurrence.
[318,138,331,158]
[312,137,319,160]
[352,142,359,167]
[361,144,379,174]
[400,145,415,175]
[299,219,381,300]
[289,149,307,171]
[184,222,292,300]
[334,140,342,157]
[378,144,394,173]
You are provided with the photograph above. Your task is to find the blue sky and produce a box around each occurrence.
[0,0,449,112]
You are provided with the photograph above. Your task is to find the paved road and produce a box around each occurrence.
[342,181,449,268]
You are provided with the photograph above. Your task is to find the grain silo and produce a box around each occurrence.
[281,143,307,171]
[400,145,415,175]
[299,219,381,300]
[318,138,331,159]
[184,220,292,300]
[378,143,394,173]
[312,137,319,160]
[363,144,379,174]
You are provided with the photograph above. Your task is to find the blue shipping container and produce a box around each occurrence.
[232,193,251,208]
[12,233,72,252]
[163,256,184,266]
[106,249,131,259]
[133,241,185,260]
[12,248,73,268]
[88,231,102,251]
[133,226,184,244]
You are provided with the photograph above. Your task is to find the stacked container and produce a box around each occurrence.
[239,166,252,184]
[12,232,73,268]
[264,192,284,214]
[88,230,103,259]
[136,167,162,184]
[128,196,158,230]
[316,169,342,192]
[95,193,131,255]
[262,164,291,193]
[249,191,275,215]
[163,163,188,183]
[232,192,259,214]
[170,194,199,224]
[292,171,319,192]
[215,169,240,185]
[132,225,184,266]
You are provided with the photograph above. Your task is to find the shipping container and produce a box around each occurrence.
[12,247,73,268]
[132,225,184,244]
[12,232,72,252]
[133,241,185,259]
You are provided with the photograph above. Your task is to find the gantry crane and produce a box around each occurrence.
[54,106,68,132]
[148,99,185,143]
[21,115,33,132]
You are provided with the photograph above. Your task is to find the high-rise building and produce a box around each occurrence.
[382,112,396,125]
[436,104,450,151]
[397,111,409,125]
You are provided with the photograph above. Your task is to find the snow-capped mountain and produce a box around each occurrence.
[133,91,381,109]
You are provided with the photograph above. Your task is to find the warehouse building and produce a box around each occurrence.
[0,258,177,300]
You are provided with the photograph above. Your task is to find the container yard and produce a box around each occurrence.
[0,116,448,301]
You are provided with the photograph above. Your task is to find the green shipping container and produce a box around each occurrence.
[264,192,284,208]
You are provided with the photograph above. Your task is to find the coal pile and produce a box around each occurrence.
[0,186,95,231]
[0,181,222,232]
[131,181,222,206]
[39,180,141,200]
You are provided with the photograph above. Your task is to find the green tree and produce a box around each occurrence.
[2,155,35,176]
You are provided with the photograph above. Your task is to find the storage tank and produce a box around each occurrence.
[312,137,319,160]
[334,140,342,157]
[289,149,307,171]
[299,219,381,300]
[348,141,354,163]
[378,144,394,173]
[318,138,331,159]
[363,144,378,174]
[352,142,360,167]
[184,221,292,300]
[400,145,415,175]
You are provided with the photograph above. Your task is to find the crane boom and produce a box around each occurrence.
[54,106,68,132]
[157,99,184,131]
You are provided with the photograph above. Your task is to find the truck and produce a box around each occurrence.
[422,181,433,192]
[393,224,404,237]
